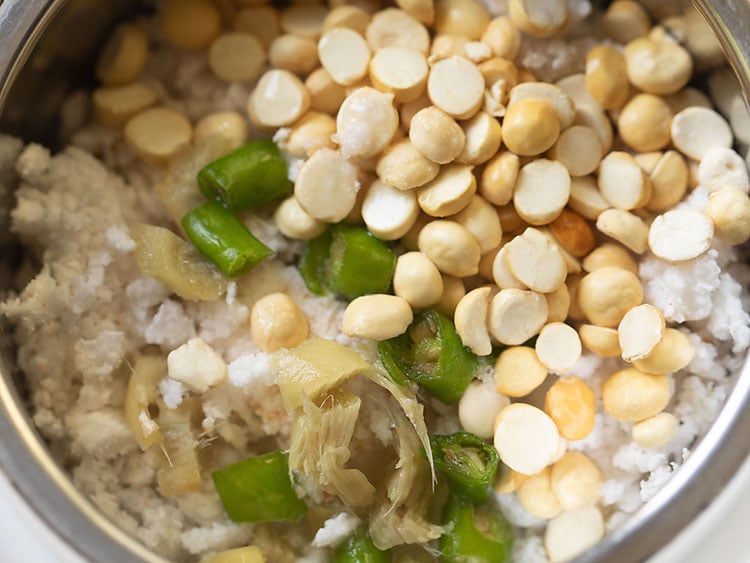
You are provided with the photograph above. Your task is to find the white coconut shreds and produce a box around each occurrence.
[312,513,362,548]
[1,3,750,563]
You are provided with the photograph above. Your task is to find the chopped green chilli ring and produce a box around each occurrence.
[298,228,333,296]
[430,431,500,503]
[182,202,273,277]
[211,451,307,523]
[326,224,396,299]
[379,310,480,403]
[198,139,290,211]
[298,225,396,299]
[440,494,513,563]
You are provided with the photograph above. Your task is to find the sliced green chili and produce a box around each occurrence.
[298,228,332,295]
[298,225,395,299]
[430,432,500,503]
[378,310,479,403]
[182,202,273,277]
[198,140,290,211]
[326,224,395,299]
[439,494,513,563]
[332,529,391,563]
[212,451,307,523]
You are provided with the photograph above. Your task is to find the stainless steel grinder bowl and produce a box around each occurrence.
[1,1,750,562]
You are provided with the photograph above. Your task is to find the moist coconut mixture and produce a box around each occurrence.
[2,0,750,561]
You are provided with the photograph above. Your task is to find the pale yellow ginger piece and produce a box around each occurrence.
[124,354,165,450]
[131,224,227,301]
[273,338,374,411]
[205,546,265,563]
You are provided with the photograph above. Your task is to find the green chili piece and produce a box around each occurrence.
[198,140,290,211]
[439,495,513,563]
[378,310,479,403]
[182,202,273,277]
[326,225,396,299]
[332,529,391,563]
[211,451,307,523]
[430,432,500,503]
[298,228,332,295]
